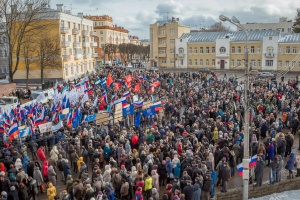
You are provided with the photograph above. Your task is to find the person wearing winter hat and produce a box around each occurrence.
[8,186,18,200]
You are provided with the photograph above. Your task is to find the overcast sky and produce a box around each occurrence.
[50,0,300,39]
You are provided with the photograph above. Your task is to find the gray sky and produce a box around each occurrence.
[50,0,300,39]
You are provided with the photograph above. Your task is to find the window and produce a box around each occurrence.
[161,30,165,35]
[212,59,215,65]
[278,61,282,67]
[286,46,290,53]
[78,23,80,30]
[212,47,215,53]
[162,59,166,64]
[251,60,255,66]
[189,59,192,65]
[285,61,289,67]
[200,59,203,65]
[73,36,76,42]
[189,47,192,54]
[170,39,175,45]
[194,59,198,65]
[282,28,284,32]
[237,60,241,66]
[180,60,183,65]
[76,63,78,73]
[71,63,74,74]
[206,47,209,53]
[179,48,184,54]
[100,30,103,34]
[266,60,274,67]
[79,36,81,42]
[200,47,203,53]
[250,46,255,53]
[65,65,68,76]
[170,29,175,35]
[160,49,166,53]
[206,59,209,65]
[257,60,261,67]
[257,47,261,53]
[170,59,174,64]
[237,46,241,53]
[193,47,197,53]
[231,59,234,66]
[266,46,274,54]
[219,47,226,53]
[73,22,76,29]
[292,61,296,67]
[68,22,70,28]
[231,47,235,53]
[100,37,103,41]
[293,47,297,53]
[288,28,292,33]
[170,49,175,53]
[278,47,282,54]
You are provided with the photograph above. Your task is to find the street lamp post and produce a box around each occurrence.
[219,14,250,200]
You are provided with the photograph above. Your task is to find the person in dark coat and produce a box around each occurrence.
[18,183,29,200]
[0,175,11,193]
[63,159,71,182]
[285,132,294,157]
[27,160,35,178]
[182,180,194,200]
[7,186,19,200]
[191,183,201,200]
[158,161,168,186]
[221,162,230,193]
[254,156,265,186]
[202,173,212,200]
[285,152,296,179]
[267,142,275,166]
[260,120,268,139]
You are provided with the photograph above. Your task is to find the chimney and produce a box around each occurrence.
[41,3,48,8]
[56,4,63,12]
[78,12,83,18]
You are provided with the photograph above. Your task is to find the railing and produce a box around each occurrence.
[74,54,83,59]
[72,28,79,35]
[90,42,97,47]
[90,31,97,36]
[82,30,88,36]
[61,41,70,47]
[265,53,275,58]
[73,42,81,48]
[92,53,98,58]
[82,42,90,47]
[60,27,69,34]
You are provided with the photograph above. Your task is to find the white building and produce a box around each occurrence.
[237,17,293,34]
[0,23,8,74]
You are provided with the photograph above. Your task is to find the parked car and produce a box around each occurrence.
[0,74,6,79]
[199,68,212,73]
[258,72,275,78]
[249,70,259,75]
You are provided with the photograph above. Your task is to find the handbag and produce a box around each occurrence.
[41,182,47,193]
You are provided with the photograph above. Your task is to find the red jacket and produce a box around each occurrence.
[37,147,46,162]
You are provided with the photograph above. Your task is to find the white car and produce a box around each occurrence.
[126,63,133,68]
[259,72,275,77]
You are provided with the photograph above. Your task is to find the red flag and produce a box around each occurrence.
[114,83,120,91]
[126,81,131,89]
[151,82,160,87]
[126,74,132,83]
[134,84,140,93]
[106,74,113,87]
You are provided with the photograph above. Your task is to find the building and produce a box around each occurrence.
[129,35,142,45]
[140,39,150,47]
[237,17,293,34]
[12,3,97,83]
[84,15,129,64]
[175,30,300,71]
[150,17,190,67]
[0,23,8,74]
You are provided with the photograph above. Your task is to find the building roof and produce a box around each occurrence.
[279,33,300,43]
[180,30,280,43]
[154,19,185,27]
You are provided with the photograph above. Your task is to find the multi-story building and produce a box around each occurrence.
[140,39,150,47]
[84,15,129,64]
[0,23,8,74]
[129,35,142,45]
[175,30,300,71]
[237,17,293,34]
[12,3,97,83]
[150,17,190,67]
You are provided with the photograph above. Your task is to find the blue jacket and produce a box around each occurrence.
[286,153,296,171]
[211,171,217,185]
[174,162,181,178]
[104,146,111,159]
[166,160,173,175]
[267,144,275,160]
[23,156,29,174]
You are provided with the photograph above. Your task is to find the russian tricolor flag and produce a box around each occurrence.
[249,155,257,167]
[237,163,243,176]
[75,83,81,90]
[67,112,72,127]
[34,118,42,127]
[0,127,5,134]
[8,123,19,140]
[236,155,258,176]
[151,101,162,111]
[139,76,147,82]
[133,100,144,108]
[123,91,130,98]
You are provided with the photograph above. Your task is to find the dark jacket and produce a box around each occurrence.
[183,184,194,200]
[221,166,231,181]
[285,153,296,171]
[18,186,29,200]
[254,160,265,177]
[202,177,212,192]
[192,183,201,200]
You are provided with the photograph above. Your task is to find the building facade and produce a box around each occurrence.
[150,17,190,67]
[84,15,129,64]
[237,17,293,34]
[12,3,97,83]
[129,35,142,45]
[0,23,8,74]
[175,30,300,71]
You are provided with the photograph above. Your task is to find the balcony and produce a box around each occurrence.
[158,53,167,57]
[90,42,97,47]
[216,53,229,58]
[82,30,88,36]
[92,53,98,58]
[73,42,81,48]
[158,43,166,48]
[62,55,71,61]
[176,53,185,58]
[265,53,275,58]
[90,31,97,36]
[84,53,91,58]
[60,27,69,34]
[158,34,166,38]
[82,41,90,47]
[74,54,83,60]
[61,41,70,47]
[72,28,79,35]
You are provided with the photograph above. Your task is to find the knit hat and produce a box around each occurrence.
[10,186,15,191]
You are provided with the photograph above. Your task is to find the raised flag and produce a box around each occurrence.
[106,74,113,87]
[123,91,130,98]
[134,84,140,93]
[151,101,162,111]
[133,100,144,108]
[151,82,160,87]
[8,123,19,140]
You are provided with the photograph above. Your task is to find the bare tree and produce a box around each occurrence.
[104,44,117,61]
[209,22,229,32]
[35,34,61,84]
[118,43,127,63]
[22,37,33,87]
[0,0,53,83]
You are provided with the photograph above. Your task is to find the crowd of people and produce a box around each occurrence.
[0,67,300,200]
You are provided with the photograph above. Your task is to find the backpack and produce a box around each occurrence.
[57,160,64,171]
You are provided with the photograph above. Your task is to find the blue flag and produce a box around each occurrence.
[84,114,97,122]
[122,105,134,117]
[135,112,141,127]
[143,107,155,117]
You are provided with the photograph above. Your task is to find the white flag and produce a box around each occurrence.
[36,93,46,103]
[93,96,98,107]
[81,93,89,106]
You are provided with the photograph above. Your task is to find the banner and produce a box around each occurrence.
[84,114,97,122]
[143,107,155,117]
[18,127,31,138]
[59,113,68,120]
[52,121,63,132]
[122,105,134,117]
[38,122,53,133]
[96,112,109,125]
[135,112,141,127]
[133,95,139,102]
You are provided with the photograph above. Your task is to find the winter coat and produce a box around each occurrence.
[104,146,111,159]
[22,156,29,174]
[267,144,275,160]
[254,160,265,177]
[158,163,168,180]
[14,158,22,171]
[164,184,173,200]
[166,161,173,175]
[33,167,44,186]
[47,182,57,200]
[221,166,231,181]
[183,184,194,200]
[174,162,181,178]
[63,161,71,178]
[103,165,111,183]
[151,170,159,191]
[37,147,47,162]
[18,186,29,200]
[285,153,296,171]
[50,146,59,162]
[66,175,73,194]
[191,183,201,200]
[120,182,130,196]
[42,161,49,179]
[47,166,57,186]
[144,177,153,191]
[73,182,83,200]
[202,177,212,192]
[77,157,84,171]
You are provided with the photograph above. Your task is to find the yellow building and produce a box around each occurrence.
[150,17,190,68]
[175,30,300,71]
[84,15,129,64]
[12,3,97,83]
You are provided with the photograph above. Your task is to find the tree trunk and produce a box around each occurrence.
[41,63,44,84]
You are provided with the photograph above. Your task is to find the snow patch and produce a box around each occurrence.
[251,190,300,200]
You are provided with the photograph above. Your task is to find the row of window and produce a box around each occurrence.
[188,59,216,66]
[65,61,94,76]
[61,20,92,31]
[62,35,95,43]
[160,29,175,35]
[62,48,95,56]
[159,39,175,45]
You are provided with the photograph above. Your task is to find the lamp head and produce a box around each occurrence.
[219,14,231,22]
[231,16,240,24]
